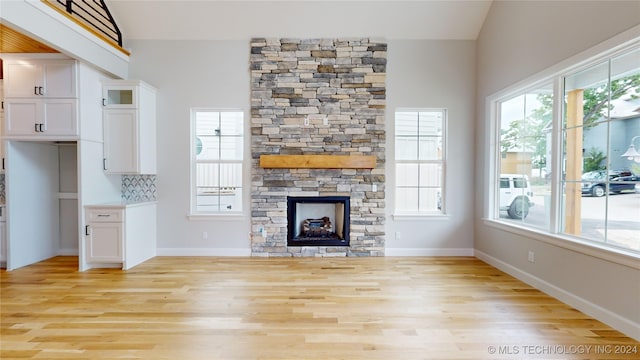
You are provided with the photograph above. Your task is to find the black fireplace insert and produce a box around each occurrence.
[287,196,350,246]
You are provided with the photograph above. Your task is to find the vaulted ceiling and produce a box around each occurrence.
[106,0,493,41]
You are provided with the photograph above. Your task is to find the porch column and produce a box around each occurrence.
[565,89,583,235]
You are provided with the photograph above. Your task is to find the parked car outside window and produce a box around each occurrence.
[581,170,639,197]
[499,174,535,219]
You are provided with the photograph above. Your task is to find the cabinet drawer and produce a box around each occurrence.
[86,208,123,222]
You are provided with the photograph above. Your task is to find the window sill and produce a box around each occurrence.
[392,213,450,221]
[188,213,247,221]
[482,218,640,270]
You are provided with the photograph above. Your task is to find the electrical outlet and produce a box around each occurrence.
[260,227,267,238]
[395,231,401,240]
[304,116,309,126]
[323,116,329,125]
[372,184,377,192]
[528,251,535,263]
[202,231,208,240]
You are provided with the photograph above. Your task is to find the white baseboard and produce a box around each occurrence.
[58,249,79,256]
[475,250,640,341]
[156,248,251,257]
[385,248,475,256]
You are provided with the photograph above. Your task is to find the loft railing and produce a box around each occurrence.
[42,0,123,49]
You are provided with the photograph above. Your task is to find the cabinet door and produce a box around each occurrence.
[102,85,137,108]
[42,99,78,135]
[86,222,123,263]
[4,62,44,97]
[43,61,77,98]
[103,110,138,173]
[0,222,5,265]
[3,60,76,98]
[4,99,78,137]
[4,100,38,135]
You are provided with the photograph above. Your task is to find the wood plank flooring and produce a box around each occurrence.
[1,256,638,359]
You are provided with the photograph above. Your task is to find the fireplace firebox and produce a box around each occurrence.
[287,196,350,246]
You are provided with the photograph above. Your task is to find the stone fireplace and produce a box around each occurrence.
[250,38,386,257]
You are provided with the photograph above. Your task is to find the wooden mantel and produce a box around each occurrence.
[260,155,377,169]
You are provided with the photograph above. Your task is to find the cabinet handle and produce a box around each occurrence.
[2,158,4,170]
[39,86,44,96]
[97,214,110,217]
[39,124,44,132]
[34,86,39,95]
[102,98,107,106]
[103,158,108,170]
[35,123,40,132]
[85,225,90,236]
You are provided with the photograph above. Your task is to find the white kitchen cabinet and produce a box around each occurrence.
[4,98,77,137]
[1,79,4,171]
[102,80,156,174]
[2,56,79,139]
[84,202,156,270]
[0,205,6,267]
[85,208,123,263]
[3,58,77,98]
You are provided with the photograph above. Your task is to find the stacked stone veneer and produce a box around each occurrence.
[250,38,386,257]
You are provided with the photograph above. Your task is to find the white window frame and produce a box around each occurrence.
[484,25,640,267]
[393,108,448,217]
[189,109,245,218]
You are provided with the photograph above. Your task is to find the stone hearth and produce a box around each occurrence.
[250,38,386,257]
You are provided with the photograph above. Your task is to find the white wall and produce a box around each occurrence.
[386,40,476,255]
[475,0,640,340]
[126,38,476,255]
[127,40,252,255]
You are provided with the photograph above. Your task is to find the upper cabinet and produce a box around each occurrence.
[4,59,77,98]
[2,55,79,140]
[102,80,156,174]
[102,85,137,108]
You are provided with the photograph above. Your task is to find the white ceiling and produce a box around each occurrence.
[106,0,493,41]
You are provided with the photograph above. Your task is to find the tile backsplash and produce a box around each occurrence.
[0,174,4,204]
[122,175,157,202]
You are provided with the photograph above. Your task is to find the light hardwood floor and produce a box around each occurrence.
[1,256,638,359]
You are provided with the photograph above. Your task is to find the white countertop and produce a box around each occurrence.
[86,200,157,209]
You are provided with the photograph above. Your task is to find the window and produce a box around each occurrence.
[191,110,244,214]
[491,43,640,255]
[497,85,553,229]
[395,109,446,214]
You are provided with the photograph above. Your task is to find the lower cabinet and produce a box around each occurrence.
[0,205,6,268]
[85,208,123,263]
[84,202,156,270]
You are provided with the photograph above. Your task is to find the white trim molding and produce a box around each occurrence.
[475,250,640,341]
[157,248,251,257]
[386,248,474,257]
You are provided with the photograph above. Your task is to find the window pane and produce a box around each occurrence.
[498,84,552,229]
[396,163,419,186]
[197,135,220,160]
[419,163,442,187]
[193,110,244,213]
[219,163,243,188]
[418,111,442,136]
[418,187,440,212]
[396,112,418,136]
[396,188,419,212]
[396,137,418,160]
[395,109,446,214]
[220,111,244,135]
[418,137,442,160]
[195,111,219,135]
[220,136,244,160]
[564,61,609,128]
